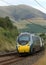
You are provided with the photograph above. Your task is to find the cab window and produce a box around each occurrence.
[18,34,30,45]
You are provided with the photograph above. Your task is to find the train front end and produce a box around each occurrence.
[16,33,31,54]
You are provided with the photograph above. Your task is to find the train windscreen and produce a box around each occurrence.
[18,34,30,45]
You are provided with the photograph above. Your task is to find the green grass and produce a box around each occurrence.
[0,27,18,52]
[0,17,19,52]
[14,20,46,33]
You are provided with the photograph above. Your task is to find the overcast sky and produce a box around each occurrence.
[0,0,46,13]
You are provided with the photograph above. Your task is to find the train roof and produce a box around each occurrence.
[19,32,30,35]
[19,32,36,36]
[19,32,42,38]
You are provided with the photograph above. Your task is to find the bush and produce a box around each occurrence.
[0,16,13,29]
[0,17,19,51]
[39,33,46,40]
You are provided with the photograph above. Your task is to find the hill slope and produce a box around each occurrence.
[0,5,46,20]
[0,5,46,33]
[13,20,46,33]
[0,17,18,51]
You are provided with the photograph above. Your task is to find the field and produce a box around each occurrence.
[13,19,46,33]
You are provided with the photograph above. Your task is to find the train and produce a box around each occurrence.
[16,32,44,55]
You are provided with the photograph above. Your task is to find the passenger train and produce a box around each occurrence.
[16,32,44,55]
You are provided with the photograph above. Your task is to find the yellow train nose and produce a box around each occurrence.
[18,45,30,53]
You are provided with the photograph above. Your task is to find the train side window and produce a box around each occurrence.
[32,36,40,45]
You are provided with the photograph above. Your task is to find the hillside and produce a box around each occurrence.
[0,5,46,21]
[0,5,46,33]
[0,17,18,51]
[13,20,46,33]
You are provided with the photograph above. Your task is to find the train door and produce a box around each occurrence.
[32,36,41,51]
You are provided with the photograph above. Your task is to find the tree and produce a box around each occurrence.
[0,16,13,29]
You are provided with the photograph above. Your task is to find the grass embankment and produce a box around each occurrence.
[0,17,18,52]
[33,50,46,65]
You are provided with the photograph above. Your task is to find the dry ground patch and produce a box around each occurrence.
[33,50,46,65]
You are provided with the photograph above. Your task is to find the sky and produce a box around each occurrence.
[0,0,46,13]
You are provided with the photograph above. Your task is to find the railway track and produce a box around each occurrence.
[0,50,45,65]
[0,51,17,57]
[0,56,24,65]
[0,51,25,65]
